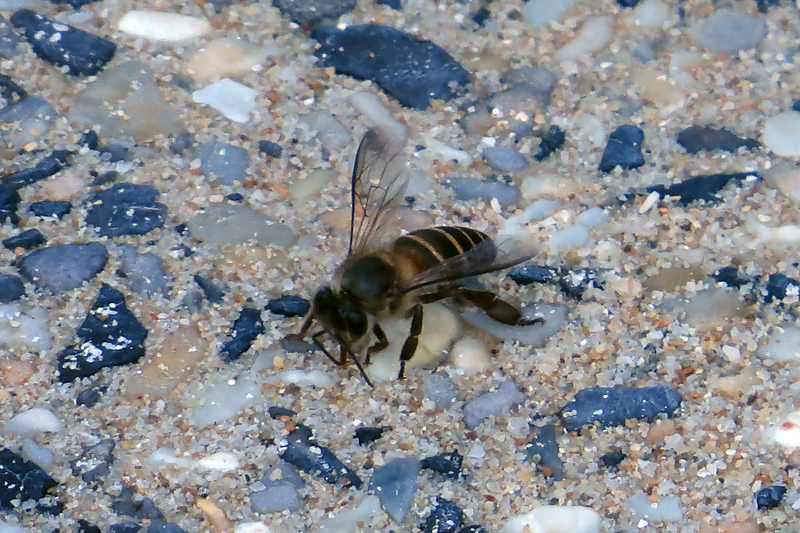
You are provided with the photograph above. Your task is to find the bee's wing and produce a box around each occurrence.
[400,238,536,294]
[349,130,409,256]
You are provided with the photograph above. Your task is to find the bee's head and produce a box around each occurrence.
[313,286,368,344]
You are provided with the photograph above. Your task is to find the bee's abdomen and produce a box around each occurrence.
[393,226,489,272]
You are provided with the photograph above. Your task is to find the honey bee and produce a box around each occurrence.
[292,130,533,386]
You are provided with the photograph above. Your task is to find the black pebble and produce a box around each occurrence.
[73,439,115,483]
[422,497,464,533]
[112,487,165,520]
[534,125,566,162]
[272,0,357,26]
[48,0,99,8]
[792,98,800,113]
[525,424,564,480]
[0,273,25,303]
[471,7,491,26]
[713,267,751,288]
[76,386,105,407]
[78,519,102,533]
[108,523,142,533]
[508,264,560,286]
[258,140,283,158]
[279,425,362,488]
[194,274,224,303]
[226,193,243,202]
[616,0,642,6]
[3,228,45,250]
[57,284,148,382]
[676,125,759,154]
[756,485,786,510]
[421,450,463,478]
[457,527,488,533]
[80,129,99,150]
[268,406,296,419]
[756,0,781,13]
[598,450,626,469]
[30,200,72,219]
[10,9,116,76]
[92,170,119,186]
[85,183,168,237]
[559,268,601,298]
[765,273,800,303]
[219,307,265,361]
[266,295,311,317]
[0,447,58,510]
[169,132,195,155]
[645,172,757,205]
[0,73,27,102]
[599,125,645,173]
[2,149,71,188]
[561,386,682,432]
[174,223,189,236]
[313,24,469,109]
[355,426,387,446]
[145,522,187,533]
[0,184,21,224]
[376,0,402,9]
[98,143,131,162]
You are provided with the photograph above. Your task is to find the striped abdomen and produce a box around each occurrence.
[392,226,490,275]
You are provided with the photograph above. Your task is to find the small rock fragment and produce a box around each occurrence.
[504,506,602,533]
[534,126,566,162]
[508,265,560,286]
[278,425,362,488]
[72,439,115,484]
[266,295,310,317]
[676,125,759,154]
[559,268,601,298]
[17,243,107,293]
[186,37,269,83]
[250,480,302,514]
[599,125,645,172]
[314,24,469,109]
[86,183,167,237]
[119,245,169,296]
[195,142,251,185]
[57,284,147,382]
[0,274,25,303]
[423,372,459,408]
[117,11,211,41]
[625,493,683,521]
[11,9,115,76]
[525,424,564,480]
[112,487,165,520]
[0,447,58,510]
[690,9,767,54]
[483,146,528,173]
[644,172,757,205]
[763,112,800,158]
[3,229,45,250]
[756,485,786,510]
[2,149,71,188]
[28,200,71,219]
[561,386,682,432]
[258,140,282,158]
[75,387,104,408]
[765,273,800,303]
[194,274,224,303]
[192,79,258,123]
[369,457,420,522]
[598,450,626,468]
[2,408,61,436]
[219,307,264,362]
[188,204,296,247]
[422,497,464,533]
[446,177,521,206]
[421,451,462,478]
[463,380,525,429]
[267,406,296,419]
[355,427,386,446]
[713,266,752,288]
[273,0,356,26]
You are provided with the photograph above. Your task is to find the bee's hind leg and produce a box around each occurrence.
[398,304,424,380]
[458,289,523,325]
[365,323,388,365]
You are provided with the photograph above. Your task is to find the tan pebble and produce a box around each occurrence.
[41,174,85,201]
[451,336,490,374]
[645,419,678,445]
[0,356,37,387]
[763,162,800,207]
[186,37,269,83]
[633,71,685,107]
[700,519,760,533]
[643,265,705,292]
[273,355,285,369]
[197,498,234,533]
[710,368,762,398]
[681,287,748,331]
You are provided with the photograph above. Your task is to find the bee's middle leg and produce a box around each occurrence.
[398,304,424,380]
[365,323,389,365]
[458,289,523,325]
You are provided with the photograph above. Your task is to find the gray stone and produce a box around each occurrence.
[447,176,521,206]
[690,9,767,55]
[250,481,303,513]
[118,244,169,296]
[482,146,528,173]
[368,458,420,523]
[17,243,107,293]
[423,371,458,408]
[463,380,525,429]
[187,204,296,247]
[195,141,250,185]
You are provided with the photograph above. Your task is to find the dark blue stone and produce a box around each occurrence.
[534,125,565,162]
[80,129,99,150]
[194,274,224,303]
[525,424,563,480]
[599,450,626,468]
[355,426,387,446]
[599,125,645,172]
[48,0,99,8]
[226,193,244,202]
[422,497,464,533]
[258,140,282,158]
[98,143,131,162]
[765,273,800,303]
[85,183,167,237]
[57,284,147,382]
[146,523,187,533]
[677,125,759,154]
[0,73,26,102]
[0,273,25,303]
[3,228,45,250]
[313,24,469,109]
[508,264,560,286]
[471,7,491,26]
[421,450,462,478]
[219,307,264,361]
[616,0,642,6]
[0,183,21,224]
[561,386,682,432]
[279,425,362,488]
[268,406,296,419]
[108,523,142,533]
[76,386,105,407]
[30,200,72,218]
[645,172,757,205]
[266,295,311,317]
[78,520,101,533]
[376,0,402,9]
[559,268,601,298]
[756,485,786,510]
[112,487,164,520]
[17,242,108,293]
[0,447,58,510]
[10,9,116,76]
[272,0,356,26]
[2,149,71,188]
[713,267,751,288]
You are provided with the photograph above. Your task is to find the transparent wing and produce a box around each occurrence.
[349,130,409,256]
[400,237,536,294]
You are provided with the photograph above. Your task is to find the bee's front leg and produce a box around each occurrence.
[365,323,389,365]
[398,304,424,380]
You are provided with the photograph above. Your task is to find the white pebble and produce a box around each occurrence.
[549,224,589,250]
[317,496,381,533]
[504,505,602,533]
[632,0,670,26]
[451,336,490,374]
[193,79,259,123]
[349,92,407,145]
[767,411,800,447]
[522,0,577,28]
[21,438,54,469]
[758,325,800,361]
[235,523,272,533]
[0,305,51,353]
[626,493,683,521]
[576,207,608,228]
[0,521,31,533]
[467,443,486,459]
[763,112,800,158]
[146,448,195,468]
[423,136,473,164]
[266,370,334,388]
[198,452,240,472]
[3,408,62,436]
[555,17,613,63]
[118,11,211,41]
